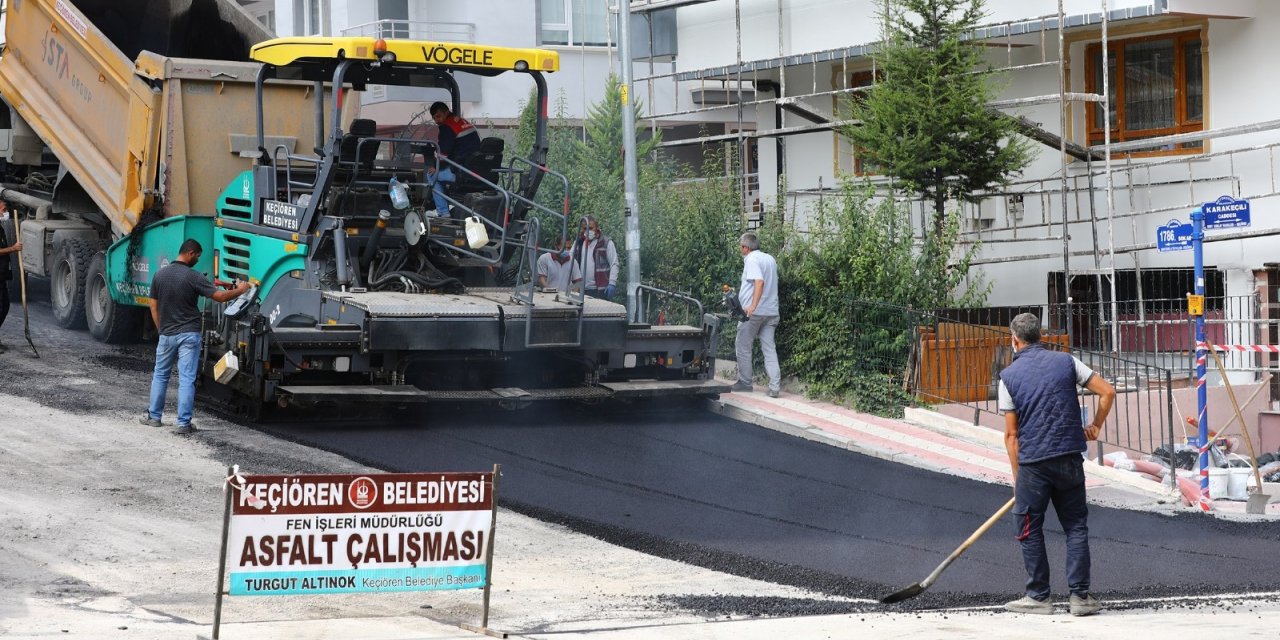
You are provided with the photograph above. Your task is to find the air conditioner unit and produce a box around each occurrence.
[690,88,756,106]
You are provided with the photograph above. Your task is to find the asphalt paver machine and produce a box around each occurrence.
[106,35,726,414]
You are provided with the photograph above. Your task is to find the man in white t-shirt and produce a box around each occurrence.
[732,232,781,397]
[536,237,582,294]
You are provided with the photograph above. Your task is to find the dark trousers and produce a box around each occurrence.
[1013,453,1091,600]
[0,277,9,332]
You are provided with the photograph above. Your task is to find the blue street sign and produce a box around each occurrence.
[1156,218,1194,252]
[1202,195,1250,229]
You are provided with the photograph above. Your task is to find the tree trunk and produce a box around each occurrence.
[932,170,946,238]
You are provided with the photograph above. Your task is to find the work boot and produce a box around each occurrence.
[1004,595,1053,614]
[139,415,163,428]
[731,381,753,392]
[173,423,199,435]
[1069,594,1101,616]
[767,388,780,398]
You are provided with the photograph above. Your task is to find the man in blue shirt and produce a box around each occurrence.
[999,313,1115,616]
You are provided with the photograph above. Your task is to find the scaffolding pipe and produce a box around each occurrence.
[1058,0,1072,347]
[735,0,747,219]
[653,119,860,147]
[990,92,1104,108]
[1103,0,1120,353]
[968,226,1280,266]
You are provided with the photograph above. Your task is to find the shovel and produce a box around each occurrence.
[10,207,38,358]
[880,497,1015,604]
[1207,345,1270,514]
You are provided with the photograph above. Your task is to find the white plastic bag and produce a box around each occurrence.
[465,216,489,249]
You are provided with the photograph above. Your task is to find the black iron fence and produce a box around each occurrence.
[1046,296,1265,382]
[850,300,1178,458]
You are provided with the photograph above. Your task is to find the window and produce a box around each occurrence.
[539,0,611,47]
[293,0,328,36]
[377,0,410,38]
[848,70,880,175]
[256,10,275,33]
[1086,31,1204,154]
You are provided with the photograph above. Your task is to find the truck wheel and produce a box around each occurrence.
[86,251,142,343]
[51,238,93,329]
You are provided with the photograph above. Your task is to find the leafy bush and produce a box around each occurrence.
[774,178,986,405]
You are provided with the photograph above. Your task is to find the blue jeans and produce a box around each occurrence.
[429,167,455,215]
[1013,453,1091,600]
[147,332,201,427]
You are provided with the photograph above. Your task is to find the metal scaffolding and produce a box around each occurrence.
[621,0,1280,356]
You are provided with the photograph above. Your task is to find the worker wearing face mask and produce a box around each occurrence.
[572,215,618,300]
[536,236,583,293]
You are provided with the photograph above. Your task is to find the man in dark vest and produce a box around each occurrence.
[998,313,1115,616]
[572,215,618,300]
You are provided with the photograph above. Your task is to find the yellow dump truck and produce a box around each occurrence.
[0,1,725,414]
[0,0,320,338]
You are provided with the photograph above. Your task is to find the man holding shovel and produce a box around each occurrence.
[0,219,22,353]
[998,313,1115,616]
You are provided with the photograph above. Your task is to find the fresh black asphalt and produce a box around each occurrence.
[4,296,1279,614]
[255,401,1280,610]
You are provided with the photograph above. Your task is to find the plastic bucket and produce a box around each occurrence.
[1208,467,1229,500]
[1228,466,1252,501]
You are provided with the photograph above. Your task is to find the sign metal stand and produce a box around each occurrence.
[461,463,506,638]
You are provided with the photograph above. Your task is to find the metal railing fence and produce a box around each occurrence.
[851,300,1177,459]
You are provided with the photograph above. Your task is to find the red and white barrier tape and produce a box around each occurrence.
[1196,342,1280,353]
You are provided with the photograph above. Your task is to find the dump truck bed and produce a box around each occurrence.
[0,0,313,235]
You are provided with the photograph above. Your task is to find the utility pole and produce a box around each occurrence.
[617,0,642,321]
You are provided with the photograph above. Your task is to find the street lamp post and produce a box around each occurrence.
[617,0,642,321]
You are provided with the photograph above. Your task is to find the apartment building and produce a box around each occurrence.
[650,0,1273,329]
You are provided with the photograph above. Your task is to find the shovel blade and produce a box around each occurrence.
[879,582,926,604]
[1246,492,1271,515]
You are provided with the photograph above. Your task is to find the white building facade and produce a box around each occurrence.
[238,1,741,133]
[654,0,1275,330]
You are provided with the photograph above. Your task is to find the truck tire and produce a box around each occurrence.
[86,251,142,343]
[51,238,93,329]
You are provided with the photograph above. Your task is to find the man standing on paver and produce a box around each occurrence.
[731,232,781,398]
[141,239,250,433]
[998,313,1115,616]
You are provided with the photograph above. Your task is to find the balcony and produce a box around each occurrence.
[340,20,480,107]
[342,20,475,43]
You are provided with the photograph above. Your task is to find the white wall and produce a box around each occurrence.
[269,0,684,124]
[676,0,1160,74]
[672,0,1280,308]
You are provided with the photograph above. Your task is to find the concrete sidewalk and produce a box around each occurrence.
[191,599,1280,640]
[709,389,1280,519]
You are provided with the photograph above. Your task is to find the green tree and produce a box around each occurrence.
[513,89,580,242]
[843,0,1034,236]
[571,75,662,246]
[641,149,743,310]
[773,178,987,412]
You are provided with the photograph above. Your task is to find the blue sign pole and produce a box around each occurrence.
[1192,207,1208,502]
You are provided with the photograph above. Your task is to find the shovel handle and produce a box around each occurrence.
[1206,345,1266,491]
[922,497,1016,588]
